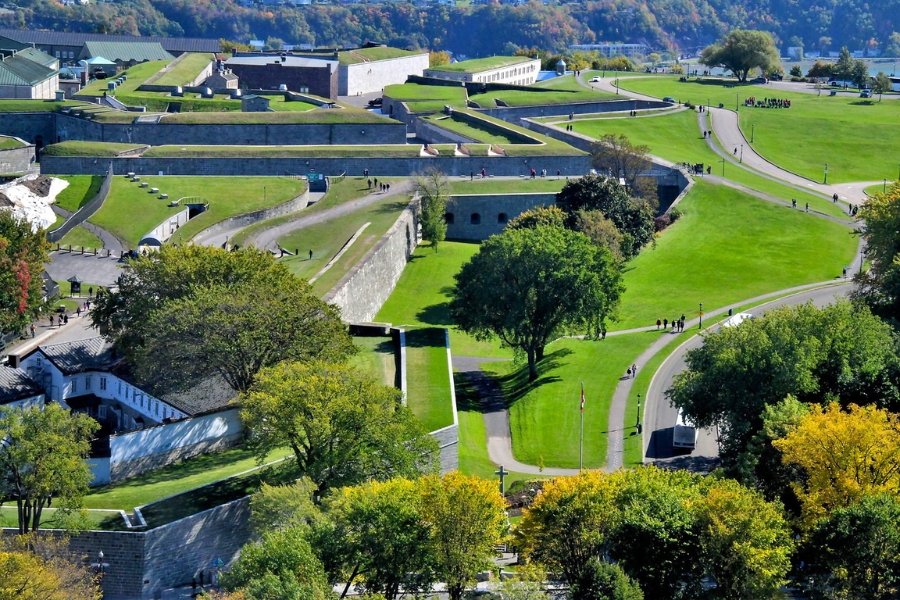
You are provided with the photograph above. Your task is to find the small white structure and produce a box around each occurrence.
[721,312,754,328]
[424,56,540,85]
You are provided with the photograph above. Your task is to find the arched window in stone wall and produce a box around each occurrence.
[497,213,508,224]
[471,213,481,225]
[445,212,455,224]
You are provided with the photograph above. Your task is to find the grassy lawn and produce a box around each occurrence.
[469,74,618,108]
[866,183,891,197]
[404,328,455,433]
[79,60,171,96]
[573,110,847,218]
[152,53,213,87]
[59,225,103,249]
[53,175,103,212]
[0,136,26,149]
[278,194,410,296]
[613,180,857,331]
[454,372,541,488]
[349,335,396,387]
[431,56,533,73]
[383,82,468,113]
[0,99,87,112]
[376,241,512,358]
[89,176,305,247]
[42,141,146,157]
[618,76,900,183]
[143,144,420,158]
[424,114,522,144]
[83,445,291,511]
[447,108,584,157]
[0,507,128,532]
[232,176,381,246]
[485,333,655,469]
[448,178,566,194]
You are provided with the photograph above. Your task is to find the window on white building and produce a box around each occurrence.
[36,357,42,367]
[71,379,77,394]
[100,377,107,391]
[85,376,91,390]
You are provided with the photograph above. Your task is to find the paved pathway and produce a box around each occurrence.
[50,205,125,253]
[45,250,124,287]
[244,180,414,252]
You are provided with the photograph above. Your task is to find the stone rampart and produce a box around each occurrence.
[47,163,113,243]
[54,114,407,146]
[192,187,310,242]
[324,198,419,323]
[482,99,670,123]
[0,140,35,175]
[0,112,56,146]
[415,116,478,145]
[41,154,592,178]
[446,192,557,240]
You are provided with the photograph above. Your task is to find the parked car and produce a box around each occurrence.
[663,96,676,103]
[861,89,873,98]
[589,76,601,82]
[367,97,383,107]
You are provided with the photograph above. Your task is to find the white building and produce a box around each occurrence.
[569,43,650,59]
[338,46,429,96]
[424,56,540,85]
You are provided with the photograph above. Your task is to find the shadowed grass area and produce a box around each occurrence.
[53,175,103,212]
[349,335,396,387]
[404,328,454,433]
[485,334,655,469]
[59,225,103,249]
[618,75,900,183]
[613,180,857,331]
[376,241,512,358]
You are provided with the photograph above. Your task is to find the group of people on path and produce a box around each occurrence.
[744,97,792,109]
[31,298,92,337]
[656,315,687,332]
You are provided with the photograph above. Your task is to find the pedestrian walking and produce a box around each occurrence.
[656,318,661,329]
[733,148,737,155]
[805,203,809,212]
[30,324,35,338]
[631,364,637,378]
[833,193,838,203]
[309,249,313,260]
[76,305,81,317]
[89,287,93,298]
[49,315,54,327]
[367,178,372,189]
[663,318,668,329]
[63,314,68,325]
[626,367,632,378]
[792,199,796,208]
[374,178,378,189]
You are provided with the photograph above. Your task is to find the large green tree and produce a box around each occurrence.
[855,182,900,323]
[590,134,657,209]
[240,361,437,493]
[555,175,654,257]
[803,494,900,600]
[699,29,780,82]
[0,211,50,334]
[92,245,354,393]
[667,300,900,479]
[449,225,623,380]
[0,405,99,534]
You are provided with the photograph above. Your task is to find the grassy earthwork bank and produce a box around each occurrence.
[571,109,847,218]
[376,241,512,358]
[485,333,655,469]
[349,335,397,387]
[151,53,214,87]
[0,135,26,149]
[277,194,409,296]
[142,144,421,158]
[383,83,468,113]
[613,180,857,331]
[403,327,455,433]
[0,99,88,112]
[53,175,104,212]
[88,176,305,247]
[78,60,172,96]
[618,75,900,183]
[59,225,103,249]
[468,74,619,108]
[42,141,146,157]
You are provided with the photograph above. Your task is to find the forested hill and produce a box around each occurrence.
[3,0,899,57]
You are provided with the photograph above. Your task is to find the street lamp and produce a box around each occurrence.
[824,163,828,184]
[699,303,703,329]
[740,144,743,163]
[735,92,739,111]
[751,123,755,143]
[719,158,725,177]
[92,550,109,577]
[636,393,642,433]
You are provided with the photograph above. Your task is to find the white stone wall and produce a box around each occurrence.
[425,58,540,85]
[340,53,430,96]
[141,206,190,247]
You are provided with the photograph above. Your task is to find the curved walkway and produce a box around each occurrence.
[244,180,415,252]
[50,205,125,253]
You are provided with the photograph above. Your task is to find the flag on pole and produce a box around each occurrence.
[580,383,585,413]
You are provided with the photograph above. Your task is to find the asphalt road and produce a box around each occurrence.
[642,282,853,472]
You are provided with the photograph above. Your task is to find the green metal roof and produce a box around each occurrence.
[0,52,55,86]
[12,46,57,68]
[80,41,173,63]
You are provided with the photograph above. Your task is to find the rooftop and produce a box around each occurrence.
[226,55,337,70]
[0,29,220,54]
[0,364,44,405]
[338,46,423,65]
[80,41,173,63]
[428,55,535,74]
[159,375,237,417]
[29,336,120,376]
[0,52,56,86]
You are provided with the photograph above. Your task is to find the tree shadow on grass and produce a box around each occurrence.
[415,303,453,327]
[404,327,447,347]
[493,348,573,405]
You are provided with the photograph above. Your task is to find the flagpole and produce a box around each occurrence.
[580,382,584,472]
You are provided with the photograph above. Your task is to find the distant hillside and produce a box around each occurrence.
[3,0,899,58]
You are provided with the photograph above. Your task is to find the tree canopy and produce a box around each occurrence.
[449,225,623,380]
[0,211,50,334]
[667,300,900,479]
[854,182,900,323]
[416,168,449,253]
[0,404,99,534]
[699,30,780,82]
[240,361,437,493]
[91,245,354,393]
[591,134,658,210]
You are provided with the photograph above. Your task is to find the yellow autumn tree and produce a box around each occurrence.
[774,402,900,527]
[0,549,100,600]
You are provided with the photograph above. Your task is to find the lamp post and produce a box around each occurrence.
[735,92,739,111]
[740,144,743,163]
[751,123,755,143]
[636,393,642,433]
[699,303,703,329]
[885,178,887,194]
[92,550,109,578]
[719,158,725,177]
[824,163,828,184]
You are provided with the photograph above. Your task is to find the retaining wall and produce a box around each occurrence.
[482,99,670,123]
[415,117,478,145]
[40,154,592,178]
[324,198,419,323]
[446,192,557,240]
[54,114,407,146]
[46,164,113,243]
[0,112,56,146]
[192,187,309,242]
[0,141,35,175]
[109,409,243,483]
